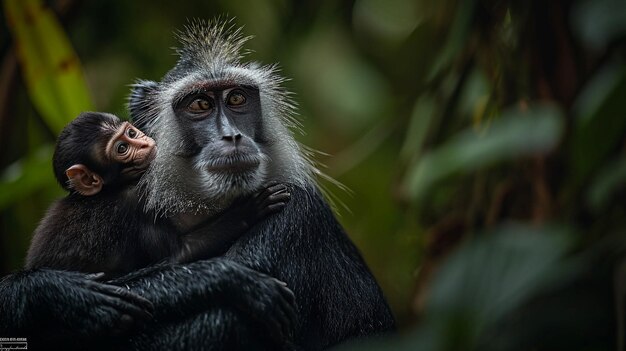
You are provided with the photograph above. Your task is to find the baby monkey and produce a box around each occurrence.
[55,111,156,196]
[26,112,290,277]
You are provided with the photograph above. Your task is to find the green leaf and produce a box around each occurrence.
[427,0,476,81]
[427,224,570,319]
[587,157,626,212]
[401,95,436,161]
[571,0,626,51]
[406,104,564,201]
[570,64,626,187]
[0,145,57,210]
[337,224,572,351]
[4,0,94,134]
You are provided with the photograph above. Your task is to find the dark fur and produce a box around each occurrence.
[123,19,396,349]
[0,20,393,350]
[28,112,174,274]
[99,185,393,350]
[7,111,297,349]
[26,184,292,275]
[26,189,176,275]
[0,260,295,350]
[29,112,290,274]
[52,112,122,190]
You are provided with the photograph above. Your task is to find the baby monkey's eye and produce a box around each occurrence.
[127,128,137,138]
[117,143,129,154]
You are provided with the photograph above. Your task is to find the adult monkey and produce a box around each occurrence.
[126,19,395,349]
[0,18,394,351]
[1,117,297,349]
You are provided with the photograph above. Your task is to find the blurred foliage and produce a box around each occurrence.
[4,0,93,133]
[1,0,626,349]
[1,0,92,211]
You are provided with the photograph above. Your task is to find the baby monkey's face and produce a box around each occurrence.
[105,122,156,179]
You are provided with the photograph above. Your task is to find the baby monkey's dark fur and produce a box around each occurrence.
[10,112,296,349]
[26,111,291,276]
[0,20,394,351]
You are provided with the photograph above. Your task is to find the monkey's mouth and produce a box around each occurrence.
[145,146,157,163]
[135,146,157,170]
[122,147,157,179]
[205,155,261,173]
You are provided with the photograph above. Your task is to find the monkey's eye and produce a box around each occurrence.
[117,142,129,154]
[187,98,213,113]
[127,128,137,138]
[227,91,246,106]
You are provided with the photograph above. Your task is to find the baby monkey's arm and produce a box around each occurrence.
[174,182,290,263]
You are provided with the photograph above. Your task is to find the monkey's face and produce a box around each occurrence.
[105,122,157,181]
[167,81,269,200]
[131,20,314,217]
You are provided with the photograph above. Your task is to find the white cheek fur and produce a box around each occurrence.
[135,31,316,218]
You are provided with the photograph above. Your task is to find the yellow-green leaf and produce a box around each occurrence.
[4,0,94,134]
[0,145,59,210]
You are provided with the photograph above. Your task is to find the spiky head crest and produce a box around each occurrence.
[129,18,329,219]
[165,18,252,83]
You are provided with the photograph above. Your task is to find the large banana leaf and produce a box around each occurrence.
[4,0,94,133]
[2,0,93,205]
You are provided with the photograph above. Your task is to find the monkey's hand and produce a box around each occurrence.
[224,266,298,343]
[73,272,155,336]
[105,259,296,342]
[5,269,154,341]
[229,181,291,232]
[175,182,291,262]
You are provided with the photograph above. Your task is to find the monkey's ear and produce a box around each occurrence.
[65,164,103,196]
[128,80,159,132]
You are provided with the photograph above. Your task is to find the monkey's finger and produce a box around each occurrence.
[91,283,155,313]
[89,283,155,313]
[269,278,297,329]
[85,272,106,281]
[256,184,288,202]
[261,180,282,189]
[255,182,282,198]
[258,202,287,218]
[266,184,288,195]
[271,277,288,286]
[283,285,296,303]
[266,192,290,204]
[271,277,293,296]
[255,188,288,211]
[99,293,154,323]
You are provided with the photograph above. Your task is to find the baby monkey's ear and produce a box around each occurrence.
[66,164,103,196]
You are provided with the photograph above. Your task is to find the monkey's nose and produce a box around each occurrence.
[222,134,242,145]
[139,138,156,149]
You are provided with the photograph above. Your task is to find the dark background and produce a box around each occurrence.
[1,1,626,349]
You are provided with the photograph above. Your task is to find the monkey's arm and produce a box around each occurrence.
[108,258,296,339]
[223,184,395,347]
[0,269,153,346]
[173,182,290,263]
